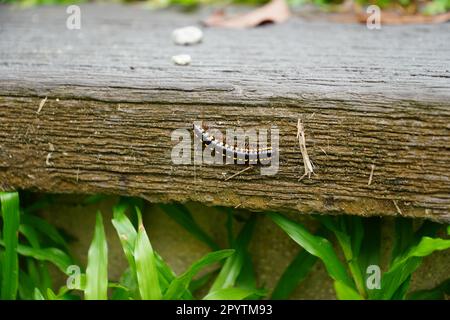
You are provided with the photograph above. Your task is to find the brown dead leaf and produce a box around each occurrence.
[203,8,226,27]
[356,11,450,25]
[203,0,291,28]
[297,0,450,25]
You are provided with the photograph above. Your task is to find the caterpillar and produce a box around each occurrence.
[193,123,274,164]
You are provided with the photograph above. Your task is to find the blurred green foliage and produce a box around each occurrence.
[0,0,86,5]
[422,0,450,14]
[1,0,449,14]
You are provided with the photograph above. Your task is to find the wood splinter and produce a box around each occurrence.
[224,166,253,181]
[297,118,314,181]
[37,96,47,114]
[393,200,404,216]
[368,164,375,186]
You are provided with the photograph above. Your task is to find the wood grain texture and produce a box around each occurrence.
[0,4,449,222]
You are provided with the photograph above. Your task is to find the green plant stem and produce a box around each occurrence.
[347,260,366,298]
[0,192,20,300]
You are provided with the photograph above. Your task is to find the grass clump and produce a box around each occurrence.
[0,191,448,300]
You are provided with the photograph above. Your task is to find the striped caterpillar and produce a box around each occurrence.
[193,123,274,164]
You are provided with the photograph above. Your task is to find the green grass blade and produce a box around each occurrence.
[404,236,450,257]
[210,254,244,292]
[111,203,138,282]
[4,243,72,273]
[19,224,41,249]
[377,257,421,300]
[272,249,317,299]
[16,207,70,294]
[0,250,2,291]
[26,259,40,288]
[160,204,219,251]
[0,192,20,300]
[18,270,35,300]
[34,288,45,300]
[378,236,450,299]
[359,218,381,272]
[38,261,52,296]
[210,217,256,292]
[358,218,381,299]
[225,208,235,248]
[47,288,58,300]
[235,251,257,291]
[334,281,364,300]
[316,216,366,297]
[55,286,73,300]
[164,249,234,300]
[390,218,414,266]
[203,287,265,300]
[27,258,53,298]
[189,269,219,293]
[112,204,178,297]
[347,216,364,257]
[270,213,358,296]
[134,207,161,300]
[154,252,177,290]
[0,238,72,275]
[85,212,108,300]
[391,275,412,300]
[21,214,69,251]
[112,268,135,300]
[82,194,108,205]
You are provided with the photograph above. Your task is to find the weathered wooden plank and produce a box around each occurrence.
[0,4,449,222]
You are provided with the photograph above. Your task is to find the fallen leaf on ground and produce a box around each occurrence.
[297,0,450,25]
[203,0,291,28]
[356,11,450,25]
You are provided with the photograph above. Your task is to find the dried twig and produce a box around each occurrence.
[45,153,52,166]
[37,96,47,114]
[368,164,375,185]
[297,119,314,181]
[319,147,328,156]
[393,200,403,216]
[224,166,253,181]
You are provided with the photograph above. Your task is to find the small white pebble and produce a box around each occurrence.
[172,26,203,46]
[172,54,191,66]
